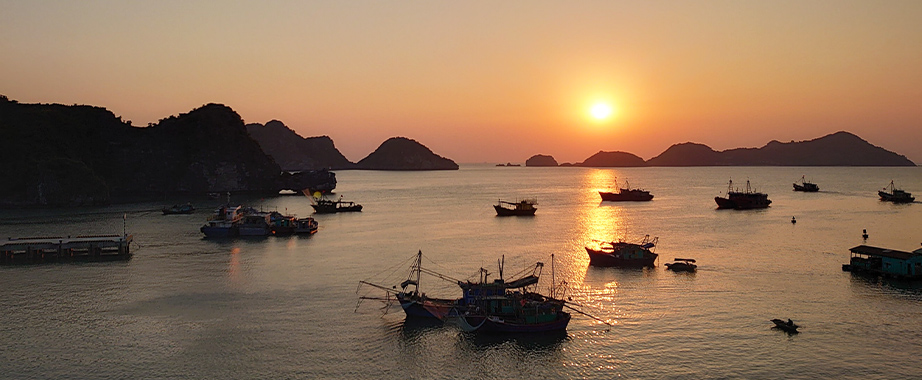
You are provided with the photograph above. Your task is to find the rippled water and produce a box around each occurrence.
[2,165,921,379]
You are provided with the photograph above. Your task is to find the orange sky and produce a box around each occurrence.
[3,1,921,164]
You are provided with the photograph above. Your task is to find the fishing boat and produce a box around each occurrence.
[266,211,298,236]
[358,251,463,319]
[585,235,658,268]
[665,258,697,272]
[599,180,654,201]
[452,257,570,333]
[878,180,914,203]
[293,217,319,234]
[715,179,772,209]
[200,205,243,237]
[237,212,273,236]
[793,176,819,192]
[162,203,195,215]
[309,194,363,214]
[494,199,537,216]
[770,318,799,333]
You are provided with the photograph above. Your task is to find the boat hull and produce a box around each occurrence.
[879,191,914,203]
[200,225,238,238]
[665,262,697,272]
[599,191,653,202]
[397,294,458,319]
[585,247,657,267]
[459,313,571,333]
[714,196,772,209]
[494,205,537,216]
[793,183,819,192]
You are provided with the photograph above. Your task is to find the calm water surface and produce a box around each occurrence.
[1,165,921,379]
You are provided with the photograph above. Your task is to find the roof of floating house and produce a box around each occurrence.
[849,245,922,261]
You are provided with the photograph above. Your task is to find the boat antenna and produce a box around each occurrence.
[498,255,504,281]
[122,213,127,237]
[415,250,422,291]
[551,253,556,298]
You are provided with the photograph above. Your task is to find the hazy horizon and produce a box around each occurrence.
[3,1,921,164]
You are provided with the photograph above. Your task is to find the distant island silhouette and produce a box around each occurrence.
[528,131,915,167]
[246,120,458,171]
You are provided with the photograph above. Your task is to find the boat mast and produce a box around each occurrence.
[414,250,422,291]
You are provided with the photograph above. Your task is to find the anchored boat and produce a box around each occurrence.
[715,179,772,210]
[585,235,658,268]
[494,199,537,216]
[793,176,819,192]
[599,180,654,201]
[879,180,914,203]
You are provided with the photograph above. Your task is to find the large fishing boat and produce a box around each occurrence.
[585,235,658,267]
[878,180,914,203]
[715,179,772,209]
[494,199,537,216]
[599,180,654,201]
[793,176,819,192]
[452,257,571,333]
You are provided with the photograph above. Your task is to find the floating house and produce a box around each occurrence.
[1,235,132,263]
[844,245,922,279]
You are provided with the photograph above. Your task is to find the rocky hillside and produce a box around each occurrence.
[246,120,354,170]
[647,132,915,166]
[577,151,646,167]
[0,96,282,207]
[525,154,558,167]
[356,137,458,170]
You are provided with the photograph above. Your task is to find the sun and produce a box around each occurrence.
[590,102,614,120]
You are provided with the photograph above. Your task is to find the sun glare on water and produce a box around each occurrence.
[590,102,614,120]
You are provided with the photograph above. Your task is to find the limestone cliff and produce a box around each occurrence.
[246,120,354,170]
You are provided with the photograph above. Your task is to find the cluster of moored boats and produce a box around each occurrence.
[199,205,319,237]
[173,190,365,238]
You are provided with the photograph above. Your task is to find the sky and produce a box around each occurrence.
[2,1,921,164]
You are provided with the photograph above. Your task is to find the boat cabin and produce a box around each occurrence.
[847,245,922,279]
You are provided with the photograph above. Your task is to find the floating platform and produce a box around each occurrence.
[1,234,132,264]
[844,245,922,280]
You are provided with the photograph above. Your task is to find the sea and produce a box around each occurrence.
[1,165,921,379]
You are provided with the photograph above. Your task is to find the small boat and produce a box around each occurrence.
[793,176,819,192]
[770,318,799,333]
[878,180,914,203]
[599,180,654,201]
[585,235,658,268]
[494,199,537,216]
[665,258,697,272]
[162,203,195,215]
[293,217,319,235]
[715,179,772,210]
[308,194,363,214]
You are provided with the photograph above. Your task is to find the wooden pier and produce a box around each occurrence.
[1,234,132,263]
